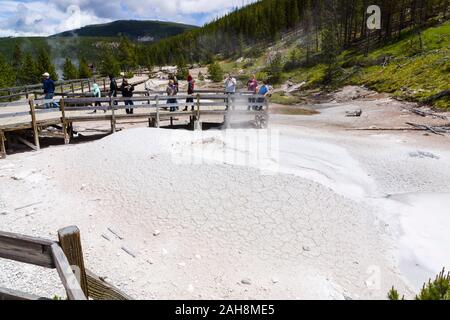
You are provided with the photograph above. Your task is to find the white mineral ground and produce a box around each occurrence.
[0,84,449,300]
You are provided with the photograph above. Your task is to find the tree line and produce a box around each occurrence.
[0,0,447,89]
[143,0,448,66]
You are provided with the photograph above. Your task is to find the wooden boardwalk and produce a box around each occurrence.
[0,88,269,158]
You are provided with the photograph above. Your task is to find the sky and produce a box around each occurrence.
[0,0,257,37]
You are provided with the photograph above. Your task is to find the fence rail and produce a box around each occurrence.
[0,91,269,158]
[0,227,131,300]
[0,77,148,102]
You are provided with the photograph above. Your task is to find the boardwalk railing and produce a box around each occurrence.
[0,226,131,300]
[0,77,148,102]
[0,91,269,158]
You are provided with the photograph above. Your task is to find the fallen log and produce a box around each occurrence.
[348,127,424,131]
[410,108,448,120]
[422,89,450,104]
[406,122,445,136]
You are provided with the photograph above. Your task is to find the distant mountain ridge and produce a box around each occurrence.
[52,20,198,42]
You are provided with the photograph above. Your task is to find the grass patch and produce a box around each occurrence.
[270,92,305,105]
[271,106,319,115]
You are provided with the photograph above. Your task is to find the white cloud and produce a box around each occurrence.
[0,0,257,37]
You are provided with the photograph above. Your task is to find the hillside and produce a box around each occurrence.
[141,0,448,109]
[52,20,197,42]
[230,20,450,109]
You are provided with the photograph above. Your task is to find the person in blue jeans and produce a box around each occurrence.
[256,81,271,110]
[42,72,59,109]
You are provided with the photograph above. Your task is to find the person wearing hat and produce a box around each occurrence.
[42,72,58,109]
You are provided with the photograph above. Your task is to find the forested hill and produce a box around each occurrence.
[53,20,197,41]
[144,0,449,65]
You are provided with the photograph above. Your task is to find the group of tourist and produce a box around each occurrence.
[41,70,271,112]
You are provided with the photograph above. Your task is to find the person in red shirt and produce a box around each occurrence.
[247,74,258,110]
[183,74,195,111]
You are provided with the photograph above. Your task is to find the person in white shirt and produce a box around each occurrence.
[224,74,237,94]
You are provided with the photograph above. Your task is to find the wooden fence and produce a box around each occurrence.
[0,77,148,102]
[0,91,269,158]
[0,226,131,300]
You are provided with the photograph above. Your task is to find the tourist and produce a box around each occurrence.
[224,73,237,94]
[256,81,272,110]
[224,74,237,110]
[42,72,58,109]
[120,79,135,114]
[168,73,179,93]
[166,79,178,112]
[183,74,195,111]
[247,74,258,110]
[92,82,104,113]
[109,74,118,106]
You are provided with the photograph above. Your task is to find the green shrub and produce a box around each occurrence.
[389,268,450,300]
[208,61,224,82]
[123,71,134,79]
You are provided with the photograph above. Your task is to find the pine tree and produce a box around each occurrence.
[208,61,224,82]
[62,58,78,80]
[78,56,92,79]
[118,37,137,72]
[11,43,23,73]
[176,57,189,80]
[36,48,58,80]
[99,50,120,77]
[0,53,15,90]
[267,52,283,84]
[321,24,340,84]
[17,54,39,85]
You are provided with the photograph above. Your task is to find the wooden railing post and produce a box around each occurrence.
[24,86,29,100]
[57,226,89,298]
[80,81,84,93]
[103,78,107,91]
[110,97,116,133]
[156,95,160,128]
[60,98,69,144]
[28,98,40,150]
[225,93,231,129]
[0,131,6,159]
[195,94,201,131]
[87,80,91,92]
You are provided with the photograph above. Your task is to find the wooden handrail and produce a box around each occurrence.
[0,227,129,300]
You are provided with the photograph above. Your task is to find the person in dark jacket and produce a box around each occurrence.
[183,74,195,111]
[109,74,118,106]
[42,72,59,109]
[120,79,135,114]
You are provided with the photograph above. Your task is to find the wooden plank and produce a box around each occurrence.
[110,97,116,133]
[60,99,69,144]
[16,136,38,151]
[58,226,88,297]
[156,95,160,128]
[0,287,50,300]
[0,131,5,159]
[0,231,55,268]
[28,98,40,150]
[50,243,87,300]
[85,269,131,300]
